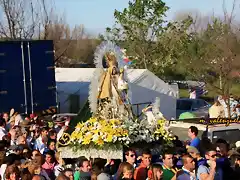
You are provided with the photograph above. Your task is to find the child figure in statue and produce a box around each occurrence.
[118,67,129,104]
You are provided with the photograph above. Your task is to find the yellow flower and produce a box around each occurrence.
[106,134,113,142]
[70,117,130,145]
[70,132,77,139]
[76,133,83,140]
[96,138,104,146]
[82,138,91,145]
[76,123,83,129]
[89,117,97,124]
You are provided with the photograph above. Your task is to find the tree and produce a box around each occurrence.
[180,17,240,117]
[105,0,192,76]
[0,0,54,39]
[180,1,240,93]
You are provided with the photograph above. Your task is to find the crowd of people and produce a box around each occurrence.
[0,111,240,180]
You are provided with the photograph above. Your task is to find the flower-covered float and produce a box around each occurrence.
[57,41,175,159]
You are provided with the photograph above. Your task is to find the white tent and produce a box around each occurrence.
[55,68,178,119]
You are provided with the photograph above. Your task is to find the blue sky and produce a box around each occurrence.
[55,0,238,34]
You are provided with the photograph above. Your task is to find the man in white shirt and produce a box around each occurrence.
[0,118,7,140]
[176,154,196,180]
[34,127,48,154]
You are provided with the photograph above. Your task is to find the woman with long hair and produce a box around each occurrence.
[5,164,20,180]
[148,164,163,180]
[115,162,133,180]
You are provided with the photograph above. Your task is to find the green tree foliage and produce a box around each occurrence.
[105,0,192,76]
[181,18,240,95]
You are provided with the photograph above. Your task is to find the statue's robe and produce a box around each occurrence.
[97,67,113,99]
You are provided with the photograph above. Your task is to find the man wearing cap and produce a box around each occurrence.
[56,117,70,141]
[187,146,205,173]
[6,145,23,156]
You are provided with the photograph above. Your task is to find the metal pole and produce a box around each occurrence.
[27,42,34,114]
[53,50,58,113]
[21,42,28,114]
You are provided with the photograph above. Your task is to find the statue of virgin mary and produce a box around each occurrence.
[89,41,133,120]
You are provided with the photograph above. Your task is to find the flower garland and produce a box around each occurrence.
[70,118,128,147]
[123,119,174,145]
[70,117,174,148]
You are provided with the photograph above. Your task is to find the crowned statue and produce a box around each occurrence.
[90,42,133,120]
[97,52,119,100]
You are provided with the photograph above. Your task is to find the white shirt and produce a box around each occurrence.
[0,127,7,140]
[57,126,66,141]
[182,167,196,180]
[0,164,7,180]
[54,164,64,177]
[34,136,46,154]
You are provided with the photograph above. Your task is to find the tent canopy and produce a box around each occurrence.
[55,68,177,119]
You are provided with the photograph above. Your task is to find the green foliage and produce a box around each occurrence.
[105,0,192,76]
[180,17,240,97]
[103,0,240,99]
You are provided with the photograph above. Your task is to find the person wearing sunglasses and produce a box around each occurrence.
[196,148,223,180]
[124,149,136,168]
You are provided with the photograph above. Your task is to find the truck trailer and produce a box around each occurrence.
[0,40,57,114]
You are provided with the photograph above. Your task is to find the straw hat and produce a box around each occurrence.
[19,120,31,128]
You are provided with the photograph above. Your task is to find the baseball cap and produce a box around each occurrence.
[187,146,200,154]
[9,145,24,151]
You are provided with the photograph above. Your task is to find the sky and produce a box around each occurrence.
[55,0,239,35]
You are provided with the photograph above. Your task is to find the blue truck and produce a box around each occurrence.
[0,40,57,114]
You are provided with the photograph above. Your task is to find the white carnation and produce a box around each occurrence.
[86,132,91,136]
[92,134,99,141]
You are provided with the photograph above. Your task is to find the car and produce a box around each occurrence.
[176,98,211,119]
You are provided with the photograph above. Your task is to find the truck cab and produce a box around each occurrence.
[203,123,240,144]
